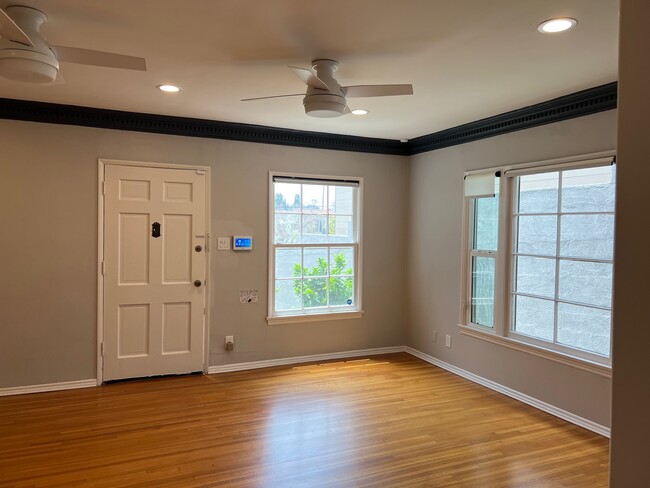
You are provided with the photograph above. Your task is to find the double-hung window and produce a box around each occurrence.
[462,154,616,371]
[268,173,363,323]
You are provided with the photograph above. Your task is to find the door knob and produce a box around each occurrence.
[194,280,202,287]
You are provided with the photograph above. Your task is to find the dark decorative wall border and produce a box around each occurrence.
[0,98,410,156]
[0,82,616,156]
[409,82,618,155]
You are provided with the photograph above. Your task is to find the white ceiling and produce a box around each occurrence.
[0,0,618,140]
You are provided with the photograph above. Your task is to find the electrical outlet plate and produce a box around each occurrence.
[240,290,259,303]
[445,334,452,348]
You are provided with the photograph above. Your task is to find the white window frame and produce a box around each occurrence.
[459,151,615,377]
[268,172,364,325]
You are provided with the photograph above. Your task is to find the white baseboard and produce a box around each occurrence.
[0,379,97,397]
[404,347,610,438]
[208,346,405,374]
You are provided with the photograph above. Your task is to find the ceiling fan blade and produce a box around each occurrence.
[241,93,304,102]
[0,8,33,46]
[52,70,65,85]
[289,66,330,91]
[343,84,413,98]
[51,46,147,71]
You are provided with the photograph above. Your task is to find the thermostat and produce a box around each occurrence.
[233,236,253,251]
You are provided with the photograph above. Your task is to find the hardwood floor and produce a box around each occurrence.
[0,353,609,487]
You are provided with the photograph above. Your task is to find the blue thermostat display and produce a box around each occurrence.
[233,236,253,251]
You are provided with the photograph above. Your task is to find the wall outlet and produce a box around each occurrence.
[217,237,230,251]
[445,334,452,348]
[432,330,437,342]
[225,335,234,351]
[240,290,259,303]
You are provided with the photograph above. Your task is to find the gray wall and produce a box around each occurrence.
[0,108,620,432]
[0,120,408,387]
[610,0,650,484]
[405,110,617,427]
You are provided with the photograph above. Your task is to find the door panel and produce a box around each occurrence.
[104,164,206,381]
[118,304,150,357]
[163,214,192,283]
[162,302,192,353]
[119,213,150,284]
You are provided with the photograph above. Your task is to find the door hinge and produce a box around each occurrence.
[101,261,105,276]
[101,343,105,357]
[102,181,106,195]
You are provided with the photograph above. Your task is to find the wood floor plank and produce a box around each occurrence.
[0,353,609,487]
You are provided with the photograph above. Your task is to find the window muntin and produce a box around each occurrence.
[462,157,615,366]
[510,165,615,357]
[271,176,360,318]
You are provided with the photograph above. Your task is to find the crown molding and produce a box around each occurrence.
[0,82,616,156]
[409,82,617,155]
[0,98,410,156]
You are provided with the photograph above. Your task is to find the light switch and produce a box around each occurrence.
[217,237,230,251]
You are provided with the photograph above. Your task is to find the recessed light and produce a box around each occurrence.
[157,84,181,93]
[351,109,368,115]
[537,18,577,33]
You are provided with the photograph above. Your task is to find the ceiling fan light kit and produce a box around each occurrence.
[0,4,147,84]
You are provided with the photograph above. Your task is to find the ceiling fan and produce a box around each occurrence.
[242,59,413,118]
[0,5,146,84]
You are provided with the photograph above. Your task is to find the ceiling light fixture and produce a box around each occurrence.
[351,109,368,115]
[537,18,577,33]
[157,84,180,93]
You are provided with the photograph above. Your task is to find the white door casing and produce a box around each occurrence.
[103,164,207,381]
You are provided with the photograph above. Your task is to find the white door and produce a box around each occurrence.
[103,164,207,381]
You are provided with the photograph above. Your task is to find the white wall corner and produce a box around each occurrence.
[404,347,610,438]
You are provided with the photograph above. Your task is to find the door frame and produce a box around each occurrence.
[97,158,211,385]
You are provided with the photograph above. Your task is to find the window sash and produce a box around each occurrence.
[269,174,361,319]
[508,166,614,359]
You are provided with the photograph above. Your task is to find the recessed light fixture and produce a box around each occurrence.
[157,84,181,93]
[537,18,577,33]
[351,109,368,115]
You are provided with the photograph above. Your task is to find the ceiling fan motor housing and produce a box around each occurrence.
[0,6,59,84]
[304,59,346,118]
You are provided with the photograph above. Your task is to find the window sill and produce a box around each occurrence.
[268,310,364,325]
[458,324,611,378]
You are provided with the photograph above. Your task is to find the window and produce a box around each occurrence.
[268,173,363,323]
[469,178,499,328]
[462,155,615,370]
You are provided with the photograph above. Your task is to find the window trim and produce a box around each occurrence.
[459,151,615,375]
[268,171,364,324]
